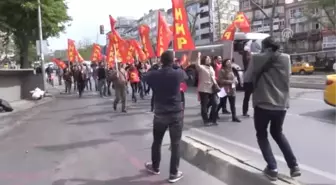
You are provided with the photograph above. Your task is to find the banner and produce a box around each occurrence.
[52,58,66,69]
[221,23,236,41]
[67,39,76,62]
[233,12,250,33]
[138,24,155,58]
[156,11,173,56]
[131,39,147,62]
[106,41,115,67]
[90,43,102,62]
[125,40,135,63]
[67,39,83,62]
[109,30,127,63]
[171,0,195,50]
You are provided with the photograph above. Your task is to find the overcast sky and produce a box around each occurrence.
[48,0,171,50]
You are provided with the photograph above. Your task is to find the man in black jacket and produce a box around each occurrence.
[97,62,107,97]
[144,51,187,183]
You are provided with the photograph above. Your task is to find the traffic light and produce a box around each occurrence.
[99,25,104,34]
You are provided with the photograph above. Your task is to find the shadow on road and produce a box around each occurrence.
[52,171,167,185]
[66,118,113,125]
[300,109,336,124]
[36,138,115,152]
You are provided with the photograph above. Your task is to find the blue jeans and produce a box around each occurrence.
[98,79,106,97]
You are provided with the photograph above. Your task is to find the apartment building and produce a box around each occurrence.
[240,0,286,49]
[285,0,323,53]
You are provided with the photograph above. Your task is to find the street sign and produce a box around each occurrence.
[282,28,293,40]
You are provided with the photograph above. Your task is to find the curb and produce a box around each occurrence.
[180,136,301,185]
[0,97,55,136]
[290,82,324,90]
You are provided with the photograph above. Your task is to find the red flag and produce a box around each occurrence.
[221,23,236,41]
[109,15,117,31]
[106,39,115,67]
[67,39,83,62]
[156,12,173,56]
[90,43,102,62]
[171,0,195,50]
[138,25,155,58]
[52,58,66,69]
[131,39,147,62]
[125,40,135,63]
[233,12,250,33]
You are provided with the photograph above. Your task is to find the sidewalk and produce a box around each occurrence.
[0,90,226,185]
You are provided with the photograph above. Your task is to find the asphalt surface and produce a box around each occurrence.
[0,89,226,185]
[0,84,335,185]
[183,88,336,185]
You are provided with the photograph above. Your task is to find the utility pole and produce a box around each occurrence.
[38,0,47,91]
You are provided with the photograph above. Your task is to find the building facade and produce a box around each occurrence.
[167,0,239,45]
[285,0,322,53]
[240,0,286,49]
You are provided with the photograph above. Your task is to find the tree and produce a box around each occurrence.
[250,0,280,36]
[187,11,201,38]
[0,0,71,68]
[213,0,238,40]
[306,0,335,35]
[77,38,93,61]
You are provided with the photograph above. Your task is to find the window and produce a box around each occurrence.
[200,22,210,29]
[290,9,296,18]
[200,11,209,18]
[201,33,210,39]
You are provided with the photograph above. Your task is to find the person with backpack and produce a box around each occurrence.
[252,37,300,181]
[111,63,128,112]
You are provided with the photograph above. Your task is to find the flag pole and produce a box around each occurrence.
[113,44,119,77]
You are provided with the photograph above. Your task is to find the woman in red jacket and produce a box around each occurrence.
[128,63,141,102]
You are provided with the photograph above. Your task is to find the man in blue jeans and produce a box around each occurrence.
[144,50,187,183]
[252,37,301,181]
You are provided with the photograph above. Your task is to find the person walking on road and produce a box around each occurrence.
[217,59,241,122]
[111,63,128,113]
[56,66,63,86]
[128,63,141,102]
[252,37,301,181]
[148,61,161,112]
[144,50,186,183]
[77,65,86,98]
[84,64,93,91]
[97,62,107,97]
[242,51,253,117]
[63,67,72,94]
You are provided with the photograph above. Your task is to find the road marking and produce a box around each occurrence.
[186,126,336,181]
[183,94,336,180]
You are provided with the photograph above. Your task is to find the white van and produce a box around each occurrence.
[171,32,270,89]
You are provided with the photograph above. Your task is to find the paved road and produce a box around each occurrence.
[183,88,336,185]
[0,91,225,185]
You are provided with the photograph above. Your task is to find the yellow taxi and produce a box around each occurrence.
[291,62,315,75]
[324,74,336,107]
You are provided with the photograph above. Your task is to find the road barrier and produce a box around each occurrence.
[180,136,302,185]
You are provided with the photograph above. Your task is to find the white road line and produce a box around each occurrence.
[186,127,336,181]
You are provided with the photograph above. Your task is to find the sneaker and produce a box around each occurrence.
[263,167,278,181]
[168,171,184,183]
[290,166,301,177]
[222,110,231,114]
[144,162,160,175]
[232,117,241,122]
[121,110,127,113]
[242,113,250,117]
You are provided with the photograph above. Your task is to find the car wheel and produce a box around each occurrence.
[299,70,305,75]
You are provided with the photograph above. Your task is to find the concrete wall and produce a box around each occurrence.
[0,69,44,102]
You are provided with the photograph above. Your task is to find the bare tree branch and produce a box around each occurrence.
[249,0,269,18]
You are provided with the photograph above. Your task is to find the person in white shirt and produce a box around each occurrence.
[84,64,93,91]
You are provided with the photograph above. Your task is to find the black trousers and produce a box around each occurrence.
[130,82,139,102]
[216,96,228,113]
[77,81,85,97]
[151,92,155,112]
[254,106,298,170]
[217,96,237,119]
[181,91,185,109]
[152,112,183,175]
[242,83,253,115]
[199,92,218,123]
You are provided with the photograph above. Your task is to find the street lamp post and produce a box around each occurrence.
[38,0,47,91]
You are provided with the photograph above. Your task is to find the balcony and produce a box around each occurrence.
[289,17,307,24]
